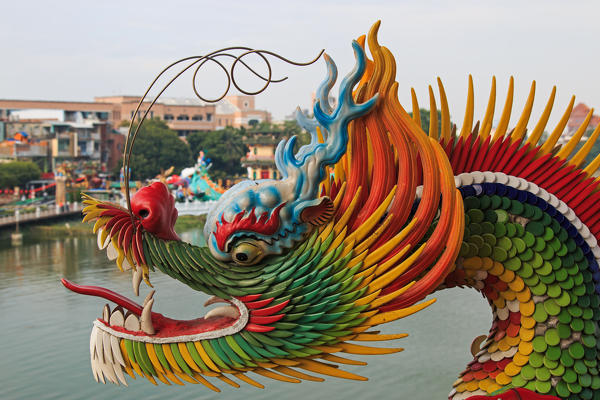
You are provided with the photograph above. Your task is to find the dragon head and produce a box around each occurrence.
[64,23,463,391]
[203,43,375,265]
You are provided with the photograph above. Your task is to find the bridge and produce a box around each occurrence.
[0,200,215,231]
[0,203,83,229]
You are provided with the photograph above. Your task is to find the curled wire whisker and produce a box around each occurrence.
[122,47,324,221]
[231,50,273,96]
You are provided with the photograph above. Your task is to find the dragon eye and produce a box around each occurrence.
[232,241,263,266]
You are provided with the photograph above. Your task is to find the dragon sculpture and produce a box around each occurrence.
[63,22,600,400]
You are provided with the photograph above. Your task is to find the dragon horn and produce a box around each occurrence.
[277,41,378,203]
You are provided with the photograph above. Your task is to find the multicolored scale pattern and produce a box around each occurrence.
[73,21,600,400]
[442,179,600,399]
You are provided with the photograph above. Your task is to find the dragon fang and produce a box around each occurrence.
[64,21,600,400]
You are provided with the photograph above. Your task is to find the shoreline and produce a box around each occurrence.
[0,215,207,245]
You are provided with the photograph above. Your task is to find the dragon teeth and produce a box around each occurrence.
[132,267,143,296]
[110,335,126,367]
[109,307,124,327]
[102,304,110,322]
[95,329,105,364]
[204,295,228,307]
[102,330,114,364]
[103,295,156,335]
[124,312,140,332]
[140,298,155,335]
[90,326,128,386]
[143,290,155,307]
[205,305,240,320]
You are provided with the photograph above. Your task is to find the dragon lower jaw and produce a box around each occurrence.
[62,279,249,343]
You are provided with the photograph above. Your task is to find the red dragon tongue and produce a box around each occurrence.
[61,279,143,315]
[131,182,180,241]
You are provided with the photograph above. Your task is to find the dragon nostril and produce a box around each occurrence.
[139,209,149,219]
[235,253,248,262]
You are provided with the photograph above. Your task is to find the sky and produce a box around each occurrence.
[2,0,599,129]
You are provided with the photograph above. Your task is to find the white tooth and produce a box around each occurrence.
[102,331,114,364]
[90,326,98,360]
[205,305,240,320]
[102,304,110,322]
[107,242,118,260]
[140,298,155,335]
[109,308,124,327]
[95,329,105,364]
[122,257,132,271]
[204,296,227,307]
[143,290,155,307]
[124,313,140,332]
[100,359,118,385]
[110,335,126,367]
[132,267,142,296]
[91,356,105,384]
[112,361,128,386]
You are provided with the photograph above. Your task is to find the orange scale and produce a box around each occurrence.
[494,330,506,341]
[488,370,502,379]
[474,370,491,380]
[502,290,517,301]
[506,323,521,337]
[462,372,475,382]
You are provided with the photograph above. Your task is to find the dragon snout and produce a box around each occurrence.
[131,182,179,241]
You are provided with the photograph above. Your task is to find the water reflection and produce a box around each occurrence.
[0,231,491,400]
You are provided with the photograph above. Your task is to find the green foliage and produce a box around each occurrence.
[283,120,311,147]
[125,119,193,180]
[187,127,248,181]
[0,161,41,188]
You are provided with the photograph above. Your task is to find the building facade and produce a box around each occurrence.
[241,130,285,181]
[567,103,600,135]
[0,94,270,172]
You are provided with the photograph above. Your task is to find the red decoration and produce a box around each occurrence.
[130,182,179,241]
[465,387,559,400]
[214,203,286,251]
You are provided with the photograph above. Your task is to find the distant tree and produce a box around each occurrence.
[0,161,41,188]
[282,119,312,148]
[409,108,443,136]
[122,119,192,180]
[187,127,248,180]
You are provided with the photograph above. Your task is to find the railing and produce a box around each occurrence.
[0,202,83,228]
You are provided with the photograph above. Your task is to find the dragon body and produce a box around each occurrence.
[64,23,600,399]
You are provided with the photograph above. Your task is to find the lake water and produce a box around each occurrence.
[0,229,491,400]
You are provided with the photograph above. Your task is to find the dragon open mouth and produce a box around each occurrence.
[62,279,249,343]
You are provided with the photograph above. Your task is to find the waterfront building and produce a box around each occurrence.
[0,94,271,171]
[241,130,285,180]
